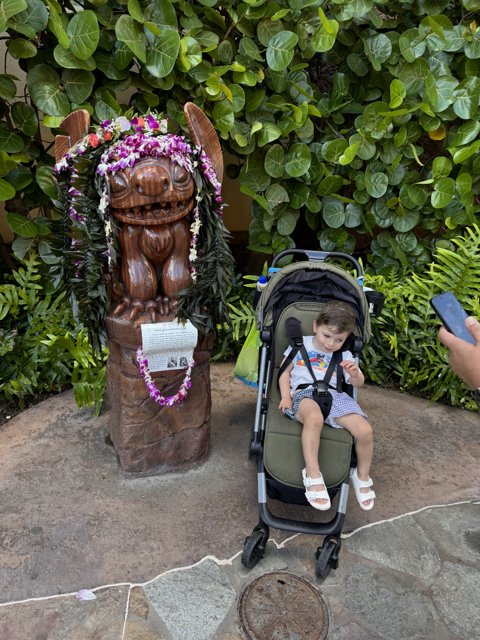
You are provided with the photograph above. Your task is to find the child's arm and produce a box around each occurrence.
[278,360,294,411]
[341,359,365,387]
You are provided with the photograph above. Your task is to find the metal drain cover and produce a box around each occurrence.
[238,571,329,639]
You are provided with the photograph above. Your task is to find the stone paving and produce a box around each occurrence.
[0,363,479,639]
[1,501,479,639]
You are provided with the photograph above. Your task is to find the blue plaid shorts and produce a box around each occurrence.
[283,387,367,429]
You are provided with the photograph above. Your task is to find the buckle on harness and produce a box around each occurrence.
[314,381,328,397]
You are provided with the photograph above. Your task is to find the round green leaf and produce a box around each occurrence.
[257,19,284,48]
[399,184,428,208]
[425,73,457,112]
[396,232,418,253]
[285,143,311,177]
[349,133,376,160]
[6,37,37,59]
[392,210,420,232]
[6,166,32,191]
[452,77,480,119]
[289,183,309,208]
[399,29,425,63]
[277,209,299,235]
[239,37,263,62]
[95,51,130,80]
[26,65,70,116]
[372,200,393,228]
[62,69,95,104]
[456,173,472,195]
[212,101,234,136]
[146,30,180,77]
[398,59,430,94]
[345,203,363,228]
[116,15,147,63]
[266,183,289,208]
[322,197,345,228]
[257,123,282,147]
[364,34,392,70]
[346,53,369,77]
[365,171,388,198]
[321,138,348,163]
[266,31,298,72]
[264,144,285,178]
[11,102,38,136]
[0,0,28,32]
[0,124,24,153]
[389,79,406,109]
[306,191,321,213]
[432,156,452,179]
[450,120,480,146]
[36,165,57,198]
[54,45,97,71]
[0,75,17,101]
[10,0,48,35]
[7,211,38,236]
[67,10,100,60]
[240,156,271,192]
[312,18,339,53]
[339,142,359,166]
[431,177,455,208]
[228,84,245,113]
[217,40,234,64]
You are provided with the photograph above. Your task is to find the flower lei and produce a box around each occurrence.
[54,111,234,404]
[136,348,194,407]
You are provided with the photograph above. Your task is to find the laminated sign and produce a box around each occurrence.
[140,321,198,372]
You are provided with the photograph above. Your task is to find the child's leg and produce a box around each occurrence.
[296,398,328,507]
[335,414,374,507]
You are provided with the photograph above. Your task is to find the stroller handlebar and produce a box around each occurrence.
[271,249,363,277]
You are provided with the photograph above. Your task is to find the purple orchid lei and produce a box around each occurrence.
[54,112,226,404]
[136,348,195,407]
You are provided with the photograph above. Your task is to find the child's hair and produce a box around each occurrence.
[315,301,356,334]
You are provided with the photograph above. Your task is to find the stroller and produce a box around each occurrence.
[241,249,384,580]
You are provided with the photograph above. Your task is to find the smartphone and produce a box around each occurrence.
[430,291,475,344]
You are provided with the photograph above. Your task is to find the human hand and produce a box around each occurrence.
[341,359,360,377]
[438,316,480,389]
[279,397,292,412]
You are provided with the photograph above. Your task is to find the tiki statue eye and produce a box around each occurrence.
[110,172,129,194]
[172,163,190,185]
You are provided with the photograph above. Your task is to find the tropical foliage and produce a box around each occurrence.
[363,224,480,410]
[0,0,479,274]
[0,252,107,413]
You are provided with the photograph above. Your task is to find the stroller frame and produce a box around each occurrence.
[242,249,382,580]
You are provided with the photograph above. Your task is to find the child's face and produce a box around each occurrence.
[313,322,349,352]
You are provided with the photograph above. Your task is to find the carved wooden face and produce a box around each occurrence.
[108,157,195,226]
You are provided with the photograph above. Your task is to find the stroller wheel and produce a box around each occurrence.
[241,526,269,569]
[315,536,341,581]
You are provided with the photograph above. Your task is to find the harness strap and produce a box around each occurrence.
[277,316,343,392]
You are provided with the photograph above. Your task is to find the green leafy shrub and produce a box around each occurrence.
[1,0,480,277]
[0,252,107,414]
[363,225,480,409]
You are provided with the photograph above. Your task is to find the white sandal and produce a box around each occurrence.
[350,468,376,511]
[302,468,331,511]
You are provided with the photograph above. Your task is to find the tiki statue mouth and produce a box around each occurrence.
[111,199,194,226]
[108,157,195,225]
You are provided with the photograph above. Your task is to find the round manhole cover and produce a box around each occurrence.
[238,571,329,640]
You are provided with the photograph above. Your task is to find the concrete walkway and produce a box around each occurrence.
[0,363,479,639]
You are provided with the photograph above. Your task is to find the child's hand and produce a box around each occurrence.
[341,359,365,386]
[279,397,292,412]
[341,359,360,376]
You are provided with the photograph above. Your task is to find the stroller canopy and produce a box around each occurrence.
[255,261,371,343]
